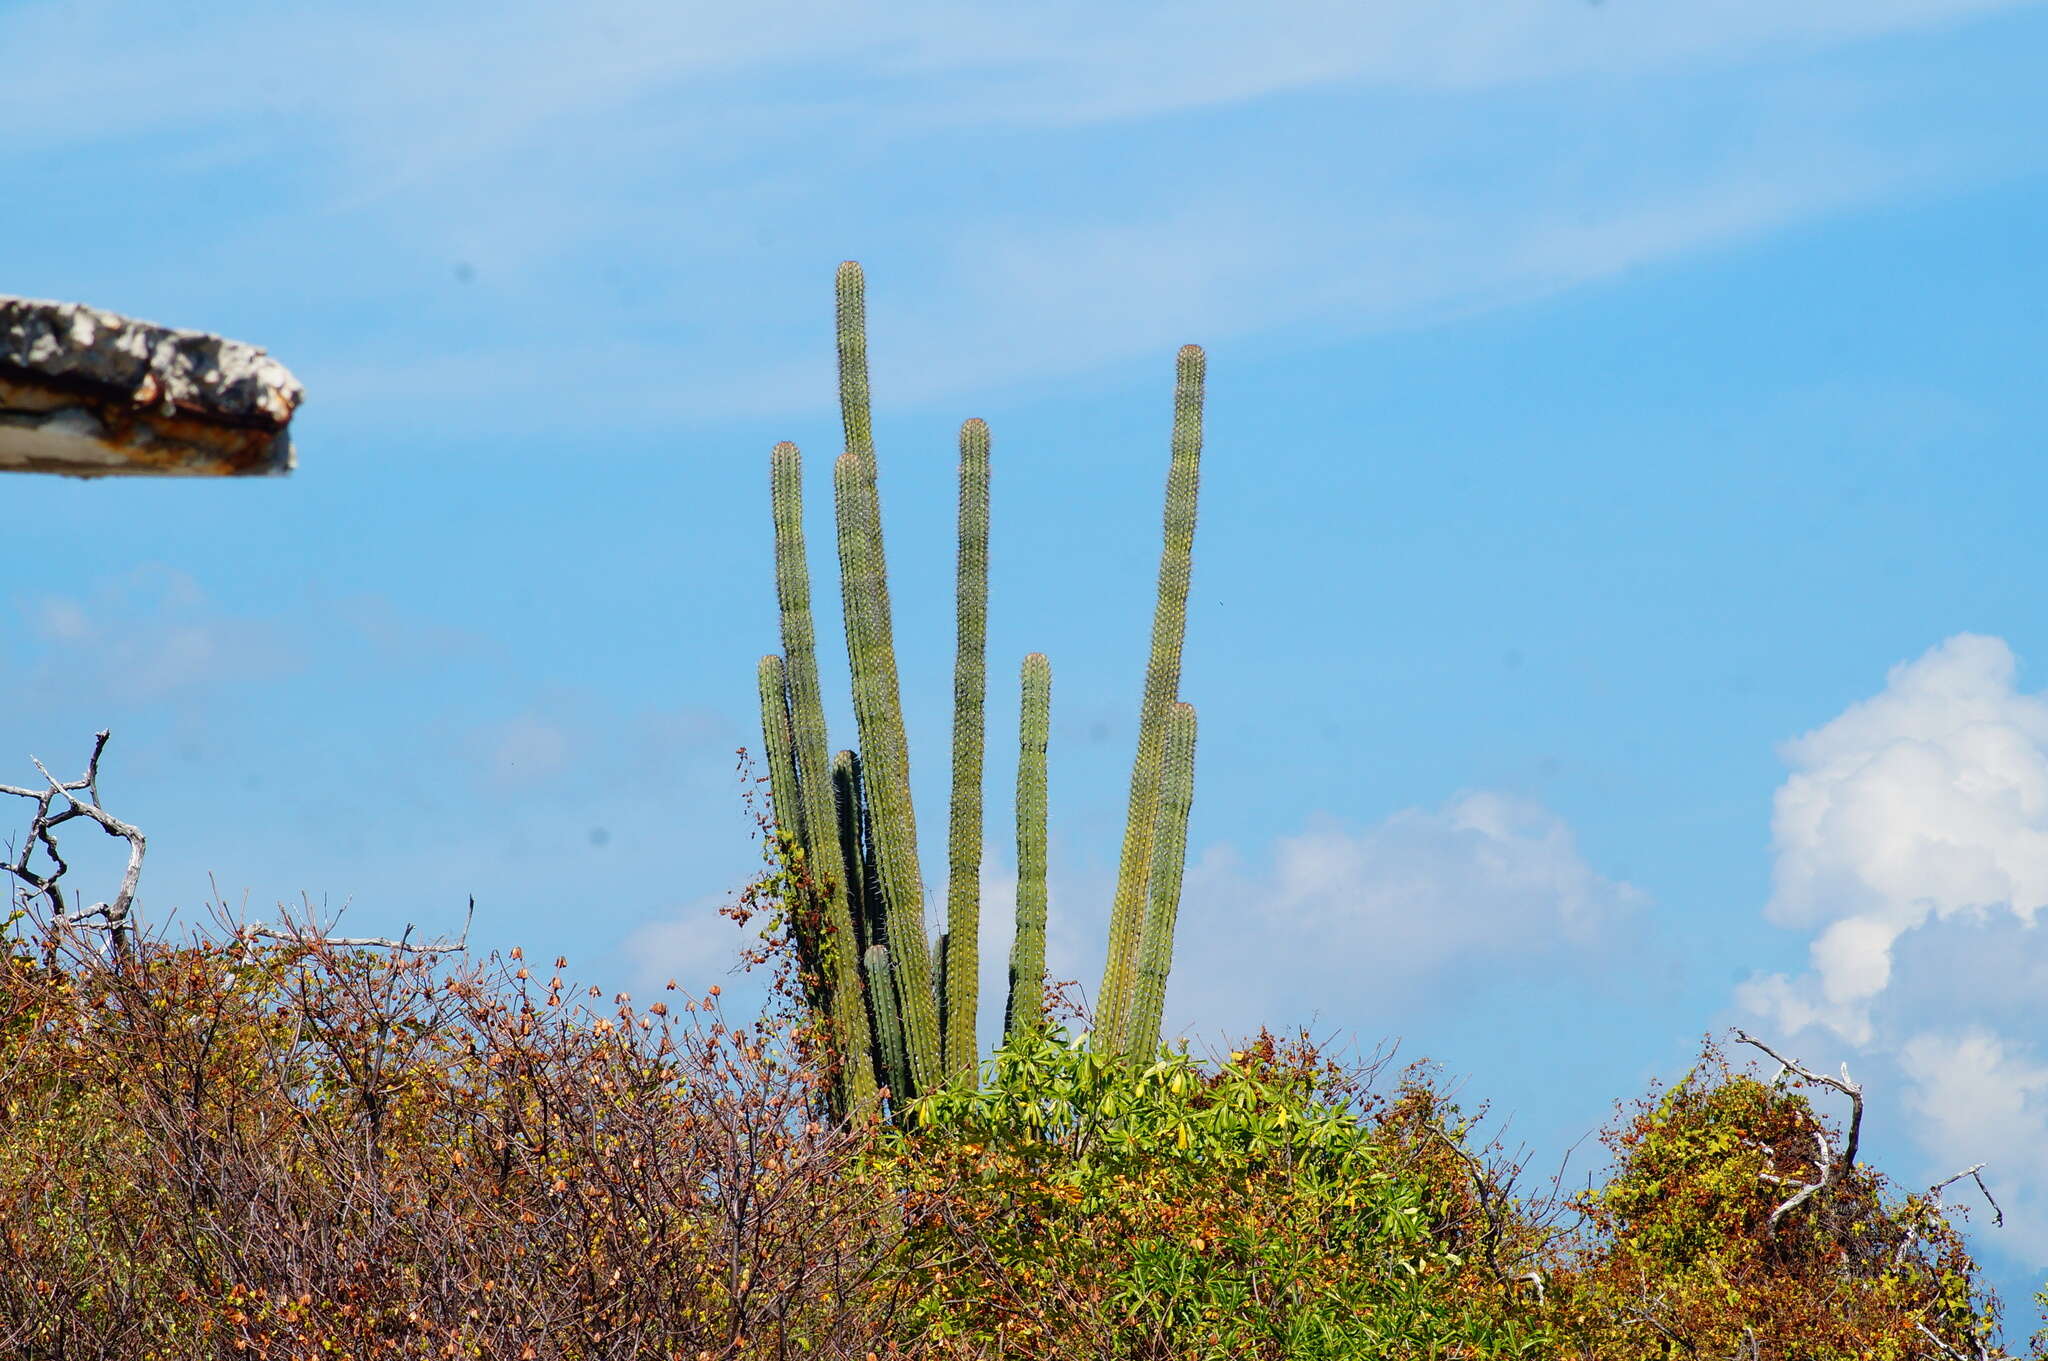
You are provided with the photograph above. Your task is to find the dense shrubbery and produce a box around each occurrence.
[1,893,2039,1359]
[1547,1043,2014,1359]
[0,910,896,1359]
[877,1025,1558,1358]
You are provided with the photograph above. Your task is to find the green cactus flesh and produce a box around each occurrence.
[1128,701,1197,1058]
[942,418,991,1077]
[1097,344,1205,1056]
[864,943,913,1107]
[770,444,876,1115]
[1005,652,1051,1041]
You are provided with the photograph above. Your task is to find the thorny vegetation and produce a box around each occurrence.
[0,736,2040,1359]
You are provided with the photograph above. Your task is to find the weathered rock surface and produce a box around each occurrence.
[0,298,303,476]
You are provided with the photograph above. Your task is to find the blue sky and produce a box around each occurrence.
[6,0,2048,1336]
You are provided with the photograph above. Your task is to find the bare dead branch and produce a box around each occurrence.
[1897,1161,2009,1271]
[1917,1318,1977,1361]
[1763,1129,1837,1230]
[5,734,473,971]
[1731,1028,1863,1173]
[1925,1163,2004,1229]
[234,894,476,956]
[2,730,144,961]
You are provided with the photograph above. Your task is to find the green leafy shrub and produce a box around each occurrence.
[872,1025,1558,1359]
[1547,1037,2010,1359]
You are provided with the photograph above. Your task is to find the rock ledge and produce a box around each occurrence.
[0,298,303,477]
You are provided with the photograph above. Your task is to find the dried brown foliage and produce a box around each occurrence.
[0,903,903,1360]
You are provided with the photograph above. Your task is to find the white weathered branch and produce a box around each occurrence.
[1732,1028,1863,1173]
[236,895,476,956]
[2,730,143,959]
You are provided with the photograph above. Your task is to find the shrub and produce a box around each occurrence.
[872,1025,1558,1359]
[0,913,896,1359]
[1546,1037,2010,1360]
[1,888,2031,1358]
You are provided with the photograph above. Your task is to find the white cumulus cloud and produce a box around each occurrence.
[1740,634,2048,1045]
[1734,634,2048,1298]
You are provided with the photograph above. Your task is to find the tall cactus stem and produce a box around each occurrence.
[770,444,877,1115]
[1005,653,1052,1041]
[831,445,940,1093]
[1127,701,1197,1059]
[830,261,941,1094]
[756,654,805,850]
[935,929,951,1055]
[835,262,876,462]
[755,654,823,1011]
[864,943,913,1107]
[1097,344,1205,1056]
[942,418,991,1076]
[831,750,878,956]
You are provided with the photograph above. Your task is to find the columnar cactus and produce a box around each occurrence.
[831,440,941,1095]
[943,419,991,1076]
[863,943,912,1102]
[1126,701,1198,1059]
[833,264,949,1099]
[1004,653,1051,1041]
[1095,346,1205,1058]
[769,443,877,1114]
[830,749,877,953]
[758,263,1207,1118]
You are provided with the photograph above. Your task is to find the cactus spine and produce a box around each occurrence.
[942,419,991,1077]
[1096,345,1205,1057]
[831,263,941,1095]
[1126,701,1197,1058]
[1004,652,1051,1040]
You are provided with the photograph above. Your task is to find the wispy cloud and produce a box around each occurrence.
[1165,792,1647,1044]
[7,1,2031,148]
[5,0,2039,439]
[14,566,301,710]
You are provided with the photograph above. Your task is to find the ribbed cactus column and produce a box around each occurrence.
[757,654,805,848]
[863,944,913,1103]
[769,444,878,1116]
[1096,345,1205,1056]
[755,654,824,1007]
[831,261,941,1095]
[1127,701,1197,1059]
[831,750,877,955]
[942,418,991,1077]
[1004,652,1051,1041]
